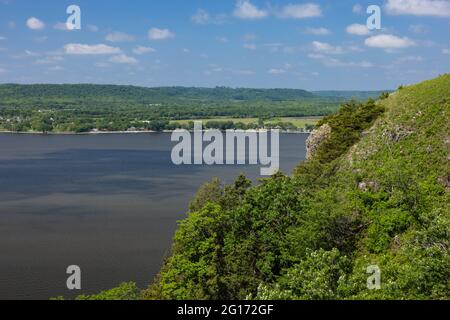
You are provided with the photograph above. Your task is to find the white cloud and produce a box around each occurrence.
[192,9,210,24]
[148,28,175,40]
[234,0,268,20]
[109,54,138,64]
[0,36,7,40]
[106,32,135,42]
[268,68,286,74]
[191,9,228,25]
[132,46,156,55]
[243,43,257,50]
[304,27,330,35]
[0,68,7,73]
[442,48,450,54]
[346,24,371,36]
[64,44,121,55]
[309,41,363,60]
[278,3,322,19]
[26,17,45,30]
[312,41,344,54]
[365,34,415,49]
[385,0,450,17]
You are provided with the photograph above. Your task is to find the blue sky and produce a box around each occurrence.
[0,0,449,90]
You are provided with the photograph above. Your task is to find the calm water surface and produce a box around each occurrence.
[0,133,307,299]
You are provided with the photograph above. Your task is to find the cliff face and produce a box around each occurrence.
[306,124,331,160]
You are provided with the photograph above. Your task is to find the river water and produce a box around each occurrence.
[0,133,307,299]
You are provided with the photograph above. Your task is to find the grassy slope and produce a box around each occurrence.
[313,74,450,299]
[269,74,449,299]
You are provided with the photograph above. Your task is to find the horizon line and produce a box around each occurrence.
[0,82,394,92]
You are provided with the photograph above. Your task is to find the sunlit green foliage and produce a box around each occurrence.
[53,282,142,300]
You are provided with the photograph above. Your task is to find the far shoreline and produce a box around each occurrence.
[0,129,312,136]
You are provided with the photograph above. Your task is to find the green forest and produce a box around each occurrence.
[0,84,382,133]
[64,75,449,300]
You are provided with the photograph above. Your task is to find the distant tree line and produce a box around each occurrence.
[0,84,386,133]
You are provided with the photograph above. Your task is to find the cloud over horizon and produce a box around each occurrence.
[346,24,371,36]
[365,34,416,50]
[233,0,268,20]
[109,54,138,64]
[385,0,450,17]
[277,3,322,19]
[64,44,121,55]
[148,28,175,40]
[26,17,45,30]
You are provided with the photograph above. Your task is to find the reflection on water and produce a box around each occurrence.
[0,133,307,300]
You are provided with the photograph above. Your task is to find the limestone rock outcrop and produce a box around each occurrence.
[306,124,331,160]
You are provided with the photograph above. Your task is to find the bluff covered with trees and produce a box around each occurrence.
[141,75,449,300]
